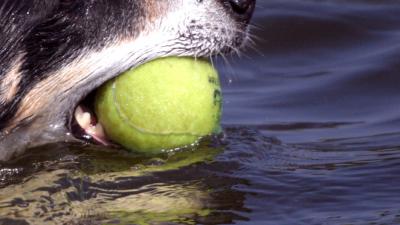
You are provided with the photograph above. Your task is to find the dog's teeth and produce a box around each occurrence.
[74,105,109,145]
[75,106,91,129]
[86,123,109,146]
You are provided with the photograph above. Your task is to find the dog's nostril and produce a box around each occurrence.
[229,0,252,15]
[225,0,256,23]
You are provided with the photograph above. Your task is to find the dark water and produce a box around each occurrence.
[2,1,400,224]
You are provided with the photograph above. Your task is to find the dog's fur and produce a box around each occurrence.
[0,0,255,161]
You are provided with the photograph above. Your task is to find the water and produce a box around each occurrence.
[2,1,400,224]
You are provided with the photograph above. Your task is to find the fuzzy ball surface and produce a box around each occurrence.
[95,57,222,154]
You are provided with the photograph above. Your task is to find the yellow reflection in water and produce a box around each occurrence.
[0,146,221,225]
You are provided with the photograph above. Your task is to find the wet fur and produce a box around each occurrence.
[0,0,148,128]
[0,0,254,160]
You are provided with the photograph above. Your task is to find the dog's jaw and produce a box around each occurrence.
[0,0,255,161]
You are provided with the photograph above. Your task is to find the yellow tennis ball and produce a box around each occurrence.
[95,57,222,154]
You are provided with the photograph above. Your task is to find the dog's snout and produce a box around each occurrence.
[226,0,256,22]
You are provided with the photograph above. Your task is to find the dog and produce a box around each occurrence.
[0,0,255,161]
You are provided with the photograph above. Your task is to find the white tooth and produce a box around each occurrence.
[75,105,110,145]
[87,123,109,145]
[86,124,105,138]
[74,106,84,119]
[94,123,106,139]
[86,125,96,136]
[75,106,91,129]
[82,113,91,127]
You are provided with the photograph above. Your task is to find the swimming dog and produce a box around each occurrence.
[0,0,255,161]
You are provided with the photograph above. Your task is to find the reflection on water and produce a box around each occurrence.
[0,144,223,224]
[2,0,400,224]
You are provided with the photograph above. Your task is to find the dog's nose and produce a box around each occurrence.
[227,0,256,22]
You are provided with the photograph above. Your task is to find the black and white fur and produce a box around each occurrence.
[0,0,255,161]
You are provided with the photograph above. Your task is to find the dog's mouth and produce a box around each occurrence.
[67,47,246,147]
[70,90,111,146]
[68,57,216,147]
[63,33,251,148]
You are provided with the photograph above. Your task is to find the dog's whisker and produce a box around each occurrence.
[248,23,264,32]
[220,53,239,84]
[209,56,216,70]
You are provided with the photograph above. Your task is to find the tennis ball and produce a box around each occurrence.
[95,57,222,154]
